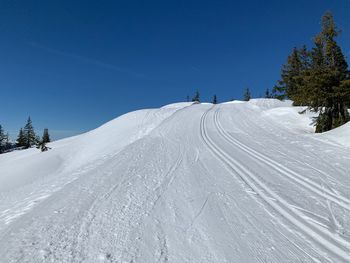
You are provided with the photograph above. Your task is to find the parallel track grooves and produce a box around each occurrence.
[213,107,350,212]
[199,106,350,262]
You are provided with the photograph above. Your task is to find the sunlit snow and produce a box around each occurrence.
[0,99,350,262]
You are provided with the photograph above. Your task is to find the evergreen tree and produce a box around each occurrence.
[275,46,310,104]
[23,117,37,148]
[16,128,26,147]
[42,128,51,144]
[271,85,288,100]
[265,88,271,98]
[212,94,218,104]
[37,129,51,152]
[243,88,251,101]
[274,12,350,132]
[192,90,200,102]
[186,95,190,102]
[306,12,350,132]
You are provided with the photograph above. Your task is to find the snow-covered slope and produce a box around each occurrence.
[319,122,350,148]
[0,99,350,262]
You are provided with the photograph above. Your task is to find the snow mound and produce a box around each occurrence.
[262,106,316,133]
[248,98,293,109]
[320,122,350,147]
[0,103,190,191]
[222,100,245,104]
[161,102,194,109]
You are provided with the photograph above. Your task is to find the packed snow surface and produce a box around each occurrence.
[1,99,350,262]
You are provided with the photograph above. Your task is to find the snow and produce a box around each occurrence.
[320,122,350,148]
[0,99,350,262]
[222,100,245,104]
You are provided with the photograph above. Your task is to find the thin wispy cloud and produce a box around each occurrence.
[27,41,145,77]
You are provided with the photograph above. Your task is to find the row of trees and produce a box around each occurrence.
[187,83,284,104]
[16,117,38,149]
[0,117,51,154]
[17,117,51,151]
[186,91,219,104]
[273,12,350,132]
[185,88,253,104]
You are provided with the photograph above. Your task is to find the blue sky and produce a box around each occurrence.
[1,0,349,140]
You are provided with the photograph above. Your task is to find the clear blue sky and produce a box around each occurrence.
[1,0,349,140]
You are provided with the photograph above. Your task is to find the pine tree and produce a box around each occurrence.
[16,128,25,147]
[37,129,51,152]
[212,94,218,104]
[271,86,284,100]
[265,88,271,98]
[243,88,251,101]
[42,128,51,144]
[274,12,350,132]
[23,117,37,148]
[275,46,310,104]
[306,12,350,132]
[192,90,200,102]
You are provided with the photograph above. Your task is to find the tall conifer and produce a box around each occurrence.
[42,128,50,144]
[16,128,25,147]
[307,12,349,132]
[23,117,37,148]
[274,12,350,132]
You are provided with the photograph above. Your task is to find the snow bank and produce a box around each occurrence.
[261,106,316,133]
[161,102,194,109]
[320,122,350,147]
[221,100,245,104]
[248,98,293,109]
[0,103,190,191]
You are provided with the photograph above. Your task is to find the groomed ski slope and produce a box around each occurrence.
[1,99,350,262]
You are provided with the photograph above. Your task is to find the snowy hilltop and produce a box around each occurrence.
[0,99,350,262]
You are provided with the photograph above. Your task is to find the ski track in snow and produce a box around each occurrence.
[0,100,350,262]
[213,107,350,211]
[200,106,350,262]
